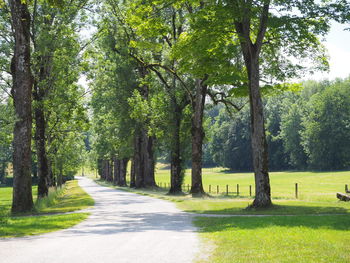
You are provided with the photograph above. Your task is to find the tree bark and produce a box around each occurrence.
[97,159,103,179]
[190,78,207,197]
[118,158,128,187]
[337,192,350,202]
[248,60,272,208]
[10,0,34,213]
[134,129,156,188]
[168,104,184,195]
[143,132,156,187]
[101,159,108,181]
[134,132,144,188]
[34,102,50,197]
[113,157,120,186]
[106,159,113,182]
[57,163,63,188]
[130,158,136,187]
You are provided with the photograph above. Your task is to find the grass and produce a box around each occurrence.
[155,166,350,202]
[0,213,89,238]
[93,166,350,216]
[91,166,350,262]
[0,180,94,237]
[195,215,350,263]
[36,180,94,213]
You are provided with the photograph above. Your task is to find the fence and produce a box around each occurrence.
[157,182,350,199]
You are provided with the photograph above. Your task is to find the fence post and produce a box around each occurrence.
[217,185,219,194]
[226,185,229,196]
[209,185,211,193]
[237,184,239,196]
[249,185,252,197]
[295,183,298,199]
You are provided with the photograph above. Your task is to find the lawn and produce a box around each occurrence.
[102,166,350,262]
[111,166,350,216]
[155,166,350,202]
[195,215,350,263]
[0,180,94,237]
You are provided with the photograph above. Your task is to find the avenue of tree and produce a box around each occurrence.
[0,0,349,213]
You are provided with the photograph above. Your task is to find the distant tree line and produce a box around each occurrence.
[203,79,350,171]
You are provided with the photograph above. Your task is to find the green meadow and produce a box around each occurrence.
[0,180,93,237]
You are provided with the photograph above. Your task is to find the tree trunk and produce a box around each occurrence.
[248,60,272,208]
[233,1,272,208]
[97,159,103,179]
[34,102,49,197]
[10,0,34,213]
[190,78,207,197]
[113,157,120,186]
[143,132,156,188]
[102,159,108,181]
[134,132,144,188]
[130,158,136,187]
[337,192,350,202]
[168,104,184,195]
[49,161,56,187]
[134,129,156,188]
[107,159,113,182]
[57,164,63,188]
[0,162,6,184]
[118,158,128,187]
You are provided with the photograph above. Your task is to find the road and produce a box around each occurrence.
[0,177,200,263]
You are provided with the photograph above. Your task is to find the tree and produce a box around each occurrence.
[220,0,344,207]
[31,0,89,197]
[9,0,34,213]
[302,78,350,170]
[280,95,307,169]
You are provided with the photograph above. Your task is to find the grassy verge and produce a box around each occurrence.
[0,180,94,238]
[0,213,89,238]
[36,180,94,213]
[195,215,350,263]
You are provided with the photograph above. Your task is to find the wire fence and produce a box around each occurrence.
[157,182,350,199]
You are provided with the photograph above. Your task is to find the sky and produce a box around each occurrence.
[304,22,350,81]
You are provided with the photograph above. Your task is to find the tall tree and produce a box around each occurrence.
[31,0,89,197]
[9,0,34,213]
[223,0,342,207]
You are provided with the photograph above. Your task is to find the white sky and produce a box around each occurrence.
[305,22,350,81]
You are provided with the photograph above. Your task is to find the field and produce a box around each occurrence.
[114,166,350,262]
[0,180,94,237]
[155,166,350,201]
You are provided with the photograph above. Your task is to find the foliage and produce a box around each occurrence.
[203,78,350,171]
[301,78,350,170]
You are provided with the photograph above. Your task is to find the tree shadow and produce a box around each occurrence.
[194,213,350,232]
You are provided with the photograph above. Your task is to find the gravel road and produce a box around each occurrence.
[0,177,200,263]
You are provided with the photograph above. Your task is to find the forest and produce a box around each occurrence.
[203,79,350,171]
[0,0,350,214]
